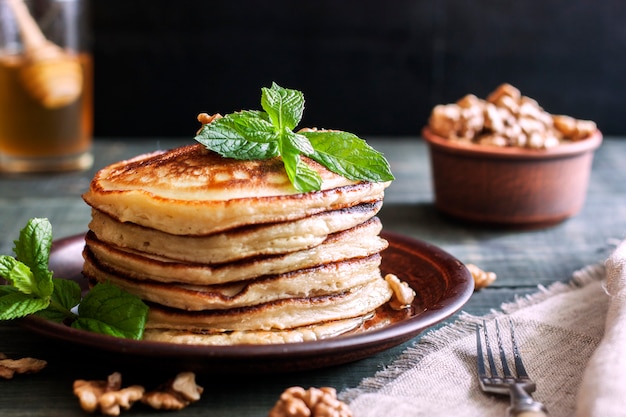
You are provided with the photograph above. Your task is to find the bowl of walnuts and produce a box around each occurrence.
[423,83,602,228]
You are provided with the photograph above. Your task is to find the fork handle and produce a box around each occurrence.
[513,412,548,417]
[508,384,549,417]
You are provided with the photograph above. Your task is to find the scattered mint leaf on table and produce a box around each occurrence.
[195,82,394,192]
[0,218,148,339]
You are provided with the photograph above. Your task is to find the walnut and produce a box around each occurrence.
[553,115,597,141]
[196,113,223,134]
[552,114,578,137]
[197,112,222,125]
[385,273,416,310]
[483,102,506,134]
[478,134,509,147]
[0,353,47,379]
[456,93,482,109]
[269,386,352,417]
[493,94,520,116]
[427,83,596,149]
[73,372,144,416]
[486,83,521,105]
[459,108,485,140]
[574,119,598,140]
[142,372,204,410]
[466,264,497,290]
[428,104,464,139]
[518,116,547,136]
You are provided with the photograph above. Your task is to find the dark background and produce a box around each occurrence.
[90,1,626,139]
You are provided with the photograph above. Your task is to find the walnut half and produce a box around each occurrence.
[0,352,47,379]
[73,372,145,416]
[142,371,204,410]
[385,273,416,310]
[73,371,204,414]
[269,386,352,417]
[466,263,497,290]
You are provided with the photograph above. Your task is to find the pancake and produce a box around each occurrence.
[83,253,383,311]
[82,144,391,236]
[84,217,387,285]
[142,315,372,345]
[87,201,382,263]
[145,278,393,332]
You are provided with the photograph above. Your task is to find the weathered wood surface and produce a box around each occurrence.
[0,137,624,416]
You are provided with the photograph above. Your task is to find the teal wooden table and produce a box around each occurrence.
[0,137,625,416]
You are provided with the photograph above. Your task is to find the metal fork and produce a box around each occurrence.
[476,319,549,416]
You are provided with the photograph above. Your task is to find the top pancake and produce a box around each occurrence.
[83,144,390,235]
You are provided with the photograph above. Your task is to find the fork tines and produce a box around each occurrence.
[475,319,536,393]
[475,319,548,416]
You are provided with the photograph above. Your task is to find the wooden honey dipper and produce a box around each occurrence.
[6,0,83,108]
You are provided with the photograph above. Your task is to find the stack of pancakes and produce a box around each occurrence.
[82,143,393,345]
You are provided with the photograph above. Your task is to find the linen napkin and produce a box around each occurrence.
[340,239,626,417]
[575,239,626,416]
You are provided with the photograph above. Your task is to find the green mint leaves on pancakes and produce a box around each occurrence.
[194,82,394,192]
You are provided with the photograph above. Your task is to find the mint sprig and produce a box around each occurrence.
[0,218,148,340]
[194,82,394,192]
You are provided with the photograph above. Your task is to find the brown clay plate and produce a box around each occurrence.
[20,231,473,374]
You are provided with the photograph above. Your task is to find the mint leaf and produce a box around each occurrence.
[1,218,149,340]
[12,219,54,298]
[195,113,278,160]
[35,308,69,323]
[51,278,82,311]
[228,110,277,143]
[0,256,32,290]
[0,256,15,280]
[0,255,54,301]
[14,218,53,281]
[261,82,304,131]
[73,318,130,339]
[35,278,82,323]
[0,287,49,319]
[278,139,322,193]
[284,130,314,156]
[0,219,55,319]
[195,82,394,192]
[293,159,324,192]
[73,282,148,340]
[302,130,395,182]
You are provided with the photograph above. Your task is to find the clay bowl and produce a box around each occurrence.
[422,126,603,228]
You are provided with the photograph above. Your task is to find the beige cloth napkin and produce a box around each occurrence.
[340,239,626,417]
[575,239,626,416]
